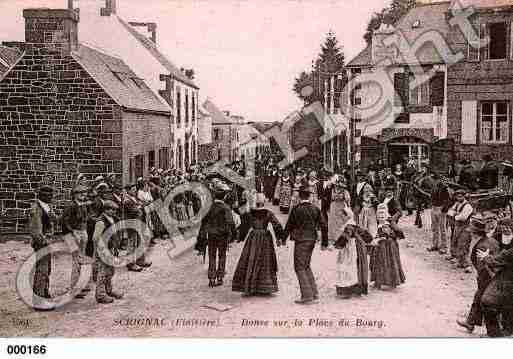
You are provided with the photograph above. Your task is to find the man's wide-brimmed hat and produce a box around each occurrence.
[499,218,513,229]
[469,215,487,234]
[298,185,312,195]
[39,185,54,194]
[455,189,467,196]
[72,185,89,194]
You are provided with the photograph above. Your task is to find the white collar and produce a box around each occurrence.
[38,200,51,214]
[300,200,311,204]
[104,214,115,224]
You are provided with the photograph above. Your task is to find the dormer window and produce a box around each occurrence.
[412,20,421,29]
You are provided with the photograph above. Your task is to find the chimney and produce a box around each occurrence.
[23,8,79,54]
[101,0,117,16]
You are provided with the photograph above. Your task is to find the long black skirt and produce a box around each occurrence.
[370,238,406,288]
[232,229,279,295]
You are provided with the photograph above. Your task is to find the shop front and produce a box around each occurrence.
[360,127,454,174]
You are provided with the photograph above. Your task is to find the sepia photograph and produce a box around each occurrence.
[1,0,513,343]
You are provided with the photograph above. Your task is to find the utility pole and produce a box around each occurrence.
[347,68,356,185]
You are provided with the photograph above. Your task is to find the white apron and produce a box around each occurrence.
[336,237,359,288]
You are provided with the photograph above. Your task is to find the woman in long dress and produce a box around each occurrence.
[328,176,352,242]
[334,222,374,299]
[370,222,406,290]
[275,171,293,213]
[232,193,284,296]
[307,170,321,208]
[290,171,304,209]
[358,182,378,238]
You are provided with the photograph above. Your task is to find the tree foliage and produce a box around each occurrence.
[292,30,347,105]
[363,0,417,44]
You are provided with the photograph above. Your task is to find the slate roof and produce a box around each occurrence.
[346,45,372,67]
[250,122,280,134]
[0,45,22,78]
[346,2,452,67]
[117,17,198,89]
[73,44,171,114]
[203,99,234,125]
[395,1,452,64]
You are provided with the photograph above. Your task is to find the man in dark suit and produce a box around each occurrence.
[29,185,58,311]
[195,181,236,288]
[319,170,334,249]
[283,185,327,304]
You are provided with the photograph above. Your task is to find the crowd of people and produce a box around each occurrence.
[196,159,408,306]
[29,162,245,307]
[27,153,513,337]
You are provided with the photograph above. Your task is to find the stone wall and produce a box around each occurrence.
[122,111,173,184]
[0,42,123,233]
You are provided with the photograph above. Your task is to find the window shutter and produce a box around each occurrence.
[394,72,409,107]
[481,22,489,61]
[510,21,513,59]
[430,71,445,106]
[394,112,410,124]
[468,15,480,61]
[461,100,477,144]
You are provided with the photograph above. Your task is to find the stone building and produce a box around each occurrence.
[446,0,513,163]
[345,0,513,173]
[75,0,200,174]
[345,2,450,172]
[203,99,238,163]
[0,7,171,232]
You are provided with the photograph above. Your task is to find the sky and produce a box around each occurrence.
[0,0,388,122]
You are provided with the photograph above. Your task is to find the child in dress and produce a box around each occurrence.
[369,222,406,290]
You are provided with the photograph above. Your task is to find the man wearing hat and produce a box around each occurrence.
[284,185,327,304]
[477,218,513,337]
[29,185,58,311]
[91,200,124,304]
[195,181,236,287]
[447,189,474,272]
[319,170,334,250]
[62,184,93,299]
[457,214,500,333]
[458,160,477,191]
[429,172,451,254]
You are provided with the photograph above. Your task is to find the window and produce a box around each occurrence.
[148,150,155,170]
[481,101,509,144]
[185,89,189,126]
[409,75,430,106]
[192,92,196,126]
[134,155,144,180]
[351,83,362,106]
[129,157,134,182]
[351,68,361,77]
[214,128,221,141]
[467,16,480,61]
[159,147,169,170]
[176,87,181,127]
[488,22,507,60]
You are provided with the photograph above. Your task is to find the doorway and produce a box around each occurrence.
[388,143,430,169]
